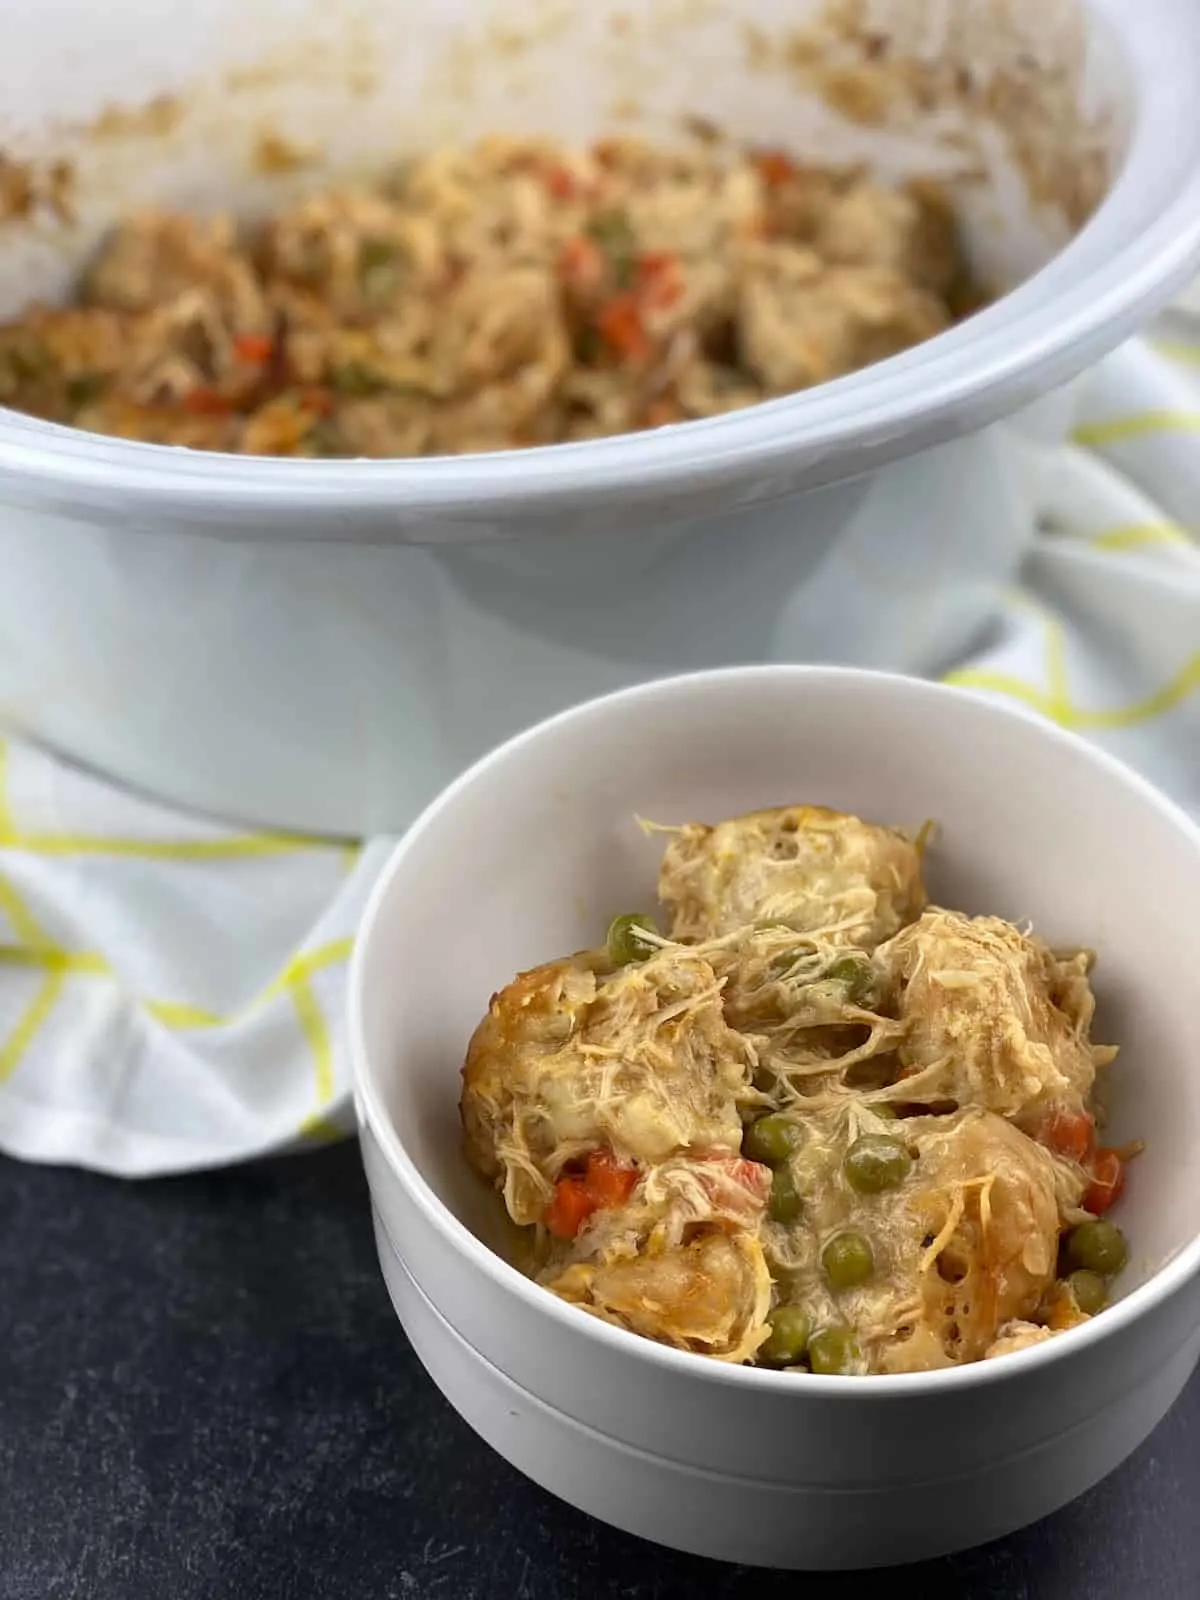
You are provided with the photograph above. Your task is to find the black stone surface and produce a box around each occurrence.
[1,1143,1196,1600]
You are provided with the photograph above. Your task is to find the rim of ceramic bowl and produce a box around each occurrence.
[349,666,1200,1397]
[1,11,1200,527]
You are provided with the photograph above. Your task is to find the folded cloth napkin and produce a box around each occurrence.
[0,294,1197,1176]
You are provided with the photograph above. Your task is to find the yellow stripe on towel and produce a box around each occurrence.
[1152,340,1200,366]
[288,973,335,1107]
[1088,522,1193,552]
[0,742,349,860]
[0,969,68,1084]
[945,652,1200,732]
[1072,412,1200,448]
[0,858,355,1107]
[0,828,347,861]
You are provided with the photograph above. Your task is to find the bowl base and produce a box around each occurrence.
[373,1211,1200,1571]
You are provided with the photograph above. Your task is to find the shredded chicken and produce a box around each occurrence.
[460,802,1133,1374]
[0,134,980,457]
[461,945,755,1225]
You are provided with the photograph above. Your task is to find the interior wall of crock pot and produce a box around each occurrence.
[360,679,1200,1301]
[0,0,1130,318]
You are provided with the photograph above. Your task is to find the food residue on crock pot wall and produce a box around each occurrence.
[758,0,1111,232]
[0,134,983,457]
[460,804,1138,1374]
[0,152,76,227]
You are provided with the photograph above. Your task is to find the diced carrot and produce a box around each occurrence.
[754,149,796,187]
[544,1150,638,1238]
[597,292,649,360]
[544,165,579,202]
[635,252,685,311]
[544,1176,596,1240]
[583,1150,639,1209]
[233,332,273,364]
[299,386,333,419]
[1042,1110,1095,1165]
[1083,1147,1125,1215]
[558,234,605,292]
[635,251,673,280]
[182,386,233,416]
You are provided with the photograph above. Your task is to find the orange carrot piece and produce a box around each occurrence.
[754,149,796,187]
[182,387,233,416]
[233,332,273,364]
[1083,1148,1126,1215]
[1042,1110,1095,1165]
[544,165,579,201]
[559,234,605,292]
[597,292,649,360]
[544,1176,595,1240]
[635,252,685,311]
[582,1150,639,1209]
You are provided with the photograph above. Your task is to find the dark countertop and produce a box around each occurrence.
[2,1143,1196,1600]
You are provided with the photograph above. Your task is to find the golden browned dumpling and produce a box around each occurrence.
[870,1109,1080,1371]
[540,1152,773,1361]
[658,804,926,947]
[460,945,755,1227]
[548,1230,771,1362]
[879,909,1114,1129]
[82,210,262,318]
[738,258,948,394]
[761,1104,1080,1373]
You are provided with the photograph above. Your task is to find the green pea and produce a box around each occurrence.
[1067,1269,1107,1316]
[577,325,602,363]
[10,341,50,381]
[743,1113,803,1167]
[587,209,637,284]
[808,1325,861,1375]
[843,1134,912,1195]
[305,419,344,457]
[329,360,388,397]
[66,372,107,409]
[825,955,876,1005]
[758,1306,811,1367]
[606,913,659,967]
[359,236,398,275]
[769,1164,802,1224]
[1064,1220,1128,1277]
[358,237,406,300]
[822,1230,874,1289]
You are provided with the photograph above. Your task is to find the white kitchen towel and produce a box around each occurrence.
[0,299,1196,1175]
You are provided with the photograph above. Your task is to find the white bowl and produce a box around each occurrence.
[349,666,1200,1570]
[0,0,1198,831]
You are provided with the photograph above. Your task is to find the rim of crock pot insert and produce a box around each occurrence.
[349,667,1200,1399]
[1,27,1200,533]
